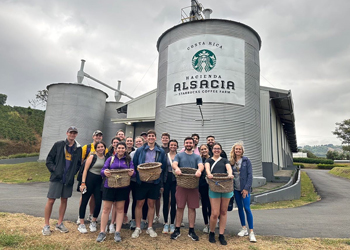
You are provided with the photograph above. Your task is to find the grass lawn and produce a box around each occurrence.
[0,162,49,183]
[251,171,320,210]
[329,166,350,180]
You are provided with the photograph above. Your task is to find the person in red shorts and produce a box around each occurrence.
[170,137,204,241]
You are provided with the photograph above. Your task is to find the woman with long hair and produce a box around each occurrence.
[78,141,106,233]
[199,144,211,233]
[97,142,135,243]
[162,139,178,234]
[230,141,256,243]
[129,136,148,230]
[205,142,233,245]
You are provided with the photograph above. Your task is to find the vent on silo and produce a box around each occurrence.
[181,0,211,23]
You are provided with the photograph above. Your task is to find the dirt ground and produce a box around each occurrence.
[1,213,349,250]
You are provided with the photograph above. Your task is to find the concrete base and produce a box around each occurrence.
[252,176,266,188]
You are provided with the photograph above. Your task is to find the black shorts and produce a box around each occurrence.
[135,182,160,201]
[102,187,130,202]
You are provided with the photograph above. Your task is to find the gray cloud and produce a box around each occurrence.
[1,0,349,146]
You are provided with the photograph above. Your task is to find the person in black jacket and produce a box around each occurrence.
[42,126,82,236]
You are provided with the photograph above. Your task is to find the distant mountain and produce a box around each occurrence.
[301,144,343,158]
[0,105,45,156]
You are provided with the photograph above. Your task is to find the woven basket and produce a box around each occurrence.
[207,173,233,193]
[175,167,199,189]
[137,162,162,182]
[107,169,131,188]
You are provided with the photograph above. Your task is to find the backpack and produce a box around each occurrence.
[77,154,97,182]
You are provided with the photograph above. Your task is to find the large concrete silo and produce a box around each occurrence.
[39,83,108,160]
[156,19,263,178]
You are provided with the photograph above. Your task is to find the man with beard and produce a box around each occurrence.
[179,133,200,155]
[170,137,204,241]
[206,135,227,159]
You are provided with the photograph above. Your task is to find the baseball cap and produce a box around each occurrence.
[67,126,78,133]
[93,130,103,136]
[140,132,147,136]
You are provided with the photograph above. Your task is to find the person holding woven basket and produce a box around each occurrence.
[229,141,257,243]
[205,142,234,245]
[132,130,167,239]
[170,137,204,241]
[96,142,135,243]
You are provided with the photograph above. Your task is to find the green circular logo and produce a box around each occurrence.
[192,49,216,73]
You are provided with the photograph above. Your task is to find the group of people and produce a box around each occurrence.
[42,126,257,244]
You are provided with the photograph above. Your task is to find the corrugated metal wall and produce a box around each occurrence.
[260,89,271,162]
[39,83,107,160]
[156,19,262,176]
[103,102,126,144]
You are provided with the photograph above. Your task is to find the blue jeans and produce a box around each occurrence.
[234,189,253,229]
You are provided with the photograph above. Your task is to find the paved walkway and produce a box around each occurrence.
[0,169,349,238]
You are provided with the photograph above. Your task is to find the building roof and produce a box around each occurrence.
[261,86,298,152]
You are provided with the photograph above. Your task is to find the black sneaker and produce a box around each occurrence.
[170,229,181,240]
[209,232,216,243]
[219,235,227,245]
[188,231,199,241]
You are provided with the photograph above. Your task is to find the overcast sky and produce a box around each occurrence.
[1,0,349,146]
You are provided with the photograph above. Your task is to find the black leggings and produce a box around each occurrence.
[130,181,148,220]
[199,183,211,225]
[162,172,177,224]
[79,172,102,219]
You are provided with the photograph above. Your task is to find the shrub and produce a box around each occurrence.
[317,164,347,169]
[293,158,334,164]
[8,153,28,159]
[293,163,304,168]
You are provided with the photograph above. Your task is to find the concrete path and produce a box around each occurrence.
[0,169,349,238]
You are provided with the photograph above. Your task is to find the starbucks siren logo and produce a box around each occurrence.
[192,49,216,73]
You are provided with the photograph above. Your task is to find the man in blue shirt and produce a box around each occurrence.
[132,130,166,239]
[170,137,204,241]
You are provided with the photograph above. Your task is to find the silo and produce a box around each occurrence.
[39,83,108,161]
[156,19,263,177]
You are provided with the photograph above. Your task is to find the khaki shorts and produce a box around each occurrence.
[175,186,199,209]
[47,181,73,199]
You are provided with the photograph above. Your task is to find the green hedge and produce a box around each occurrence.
[317,164,347,169]
[293,163,304,168]
[293,158,333,164]
[2,153,39,159]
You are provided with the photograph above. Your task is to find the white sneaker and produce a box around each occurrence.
[132,228,141,238]
[87,214,93,222]
[109,223,115,234]
[203,225,209,233]
[180,222,185,227]
[76,216,80,225]
[238,227,248,237]
[162,224,169,234]
[78,224,88,234]
[153,216,160,224]
[89,221,97,232]
[146,227,157,237]
[249,232,257,242]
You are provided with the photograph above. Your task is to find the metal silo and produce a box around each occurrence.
[155,18,263,177]
[39,83,108,160]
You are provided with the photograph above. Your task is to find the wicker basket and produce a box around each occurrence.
[137,162,162,182]
[107,169,131,188]
[207,173,233,193]
[175,167,199,189]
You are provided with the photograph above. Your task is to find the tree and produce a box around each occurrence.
[301,149,317,158]
[28,89,48,108]
[333,119,350,152]
[0,93,7,105]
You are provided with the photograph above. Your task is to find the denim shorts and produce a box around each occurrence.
[209,189,233,199]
